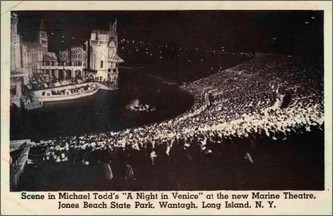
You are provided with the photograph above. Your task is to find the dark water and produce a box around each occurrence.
[10,70,194,140]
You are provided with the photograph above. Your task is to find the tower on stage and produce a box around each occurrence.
[38,18,48,54]
[86,20,124,85]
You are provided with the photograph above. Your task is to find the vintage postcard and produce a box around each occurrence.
[1,1,332,215]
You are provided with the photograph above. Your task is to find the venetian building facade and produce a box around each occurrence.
[71,46,86,67]
[24,18,58,77]
[11,13,21,70]
[11,13,29,88]
[58,49,70,66]
[86,21,123,84]
[10,13,30,106]
[11,16,123,93]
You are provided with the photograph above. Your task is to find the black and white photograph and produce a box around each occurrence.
[7,7,326,193]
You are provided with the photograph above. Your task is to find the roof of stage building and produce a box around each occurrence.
[11,69,29,76]
[43,52,58,61]
[109,54,124,63]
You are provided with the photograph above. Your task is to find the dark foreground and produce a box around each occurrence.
[16,125,324,191]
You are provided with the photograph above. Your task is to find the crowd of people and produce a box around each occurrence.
[27,74,85,91]
[118,38,252,82]
[178,54,323,134]
[22,49,324,190]
[118,38,253,60]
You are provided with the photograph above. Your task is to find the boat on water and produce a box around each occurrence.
[22,82,117,110]
[122,98,156,118]
[37,83,100,102]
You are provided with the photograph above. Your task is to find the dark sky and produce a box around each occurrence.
[15,10,323,54]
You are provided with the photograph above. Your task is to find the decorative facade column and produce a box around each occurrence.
[71,69,75,78]
[55,69,59,79]
[16,79,22,98]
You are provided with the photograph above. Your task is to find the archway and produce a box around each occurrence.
[58,70,64,80]
[75,69,82,79]
[45,69,50,82]
[66,70,72,79]
[51,70,56,80]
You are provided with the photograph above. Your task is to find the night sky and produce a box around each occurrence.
[15,10,323,54]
